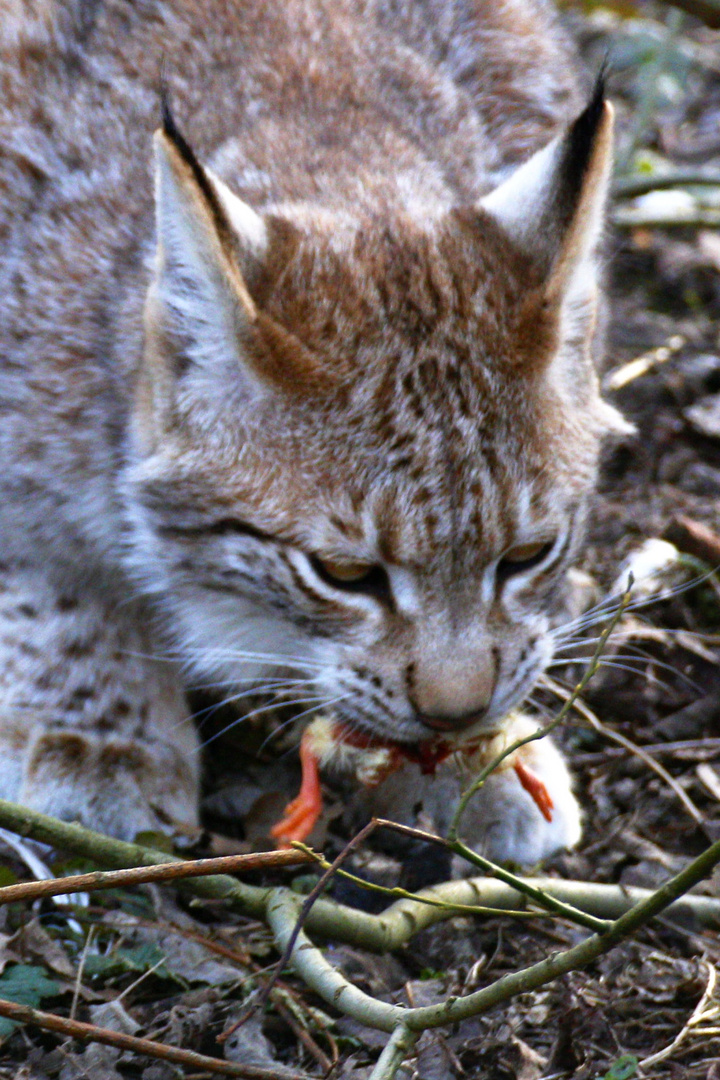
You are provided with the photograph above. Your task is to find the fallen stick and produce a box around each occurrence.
[0,798,719,947]
[267,830,720,1036]
[0,849,313,906]
[612,206,720,229]
[0,996,310,1080]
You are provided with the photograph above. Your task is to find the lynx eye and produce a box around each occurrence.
[316,557,374,583]
[309,555,391,600]
[497,539,556,581]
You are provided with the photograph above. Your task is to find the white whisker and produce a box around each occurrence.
[524,694,554,720]
[554,569,713,645]
[548,657,695,695]
[199,693,337,748]
[190,680,313,726]
[189,675,310,693]
[257,694,355,754]
[552,640,704,693]
[121,645,323,674]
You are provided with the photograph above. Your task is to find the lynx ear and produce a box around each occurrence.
[480,79,613,300]
[142,107,270,436]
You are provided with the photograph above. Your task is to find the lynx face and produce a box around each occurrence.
[125,90,626,748]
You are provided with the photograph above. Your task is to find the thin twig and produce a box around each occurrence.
[267,833,720,1035]
[218,820,379,1043]
[271,993,334,1075]
[116,955,170,1003]
[373,819,610,934]
[612,206,720,229]
[1,798,719,949]
[79,906,257,971]
[541,674,705,826]
[639,959,718,1069]
[0,996,311,1080]
[602,334,685,391]
[267,889,404,1035]
[78,902,333,1071]
[614,170,720,199]
[573,738,720,765]
[447,577,634,842]
[69,925,95,1021]
[294,842,553,920]
[0,849,312,906]
[369,1023,419,1080]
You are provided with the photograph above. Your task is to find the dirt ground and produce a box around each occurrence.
[2,3,720,1078]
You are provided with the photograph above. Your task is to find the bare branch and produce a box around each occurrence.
[614,170,720,199]
[0,849,312,906]
[266,836,720,1034]
[0,996,310,1080]
[612,206,720,228]
[373,819,611,934]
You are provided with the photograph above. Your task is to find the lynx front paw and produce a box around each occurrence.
[11,727,199,842]
[0,581,201,841]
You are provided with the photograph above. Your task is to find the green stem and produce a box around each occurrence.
[1,795,718,955]
[370,818,610,933]
[447,578,633,843]
[450,838,610,933]
[369,1024,418,1080]
[266,889,405,1033]
[266,838,720,1034]
[296,842,556,921]
[0,798,271,916]
[3,793,720,1047]
[399,833,720,1031]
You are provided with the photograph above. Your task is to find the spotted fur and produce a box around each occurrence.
[0,0,626,851]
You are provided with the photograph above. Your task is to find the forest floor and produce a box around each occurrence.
[2,3,720,1079]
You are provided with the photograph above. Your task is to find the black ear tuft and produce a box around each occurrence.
[160,90,177,143]
[158,60,176,139]
[157,90,230,238]
[159,94,201,183]
[569,70,606,173]
[554,70,608,237]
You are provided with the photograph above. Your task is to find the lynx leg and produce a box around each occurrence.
[0,565,199,840]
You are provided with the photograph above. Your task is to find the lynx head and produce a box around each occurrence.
[126,84,628,746]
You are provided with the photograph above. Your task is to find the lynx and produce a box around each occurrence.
[0,0,627,863]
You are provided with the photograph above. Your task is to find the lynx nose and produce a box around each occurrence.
[417,709,484,733]
[410,650,495,733]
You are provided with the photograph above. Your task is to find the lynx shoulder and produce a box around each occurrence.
[0,0,626,857]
